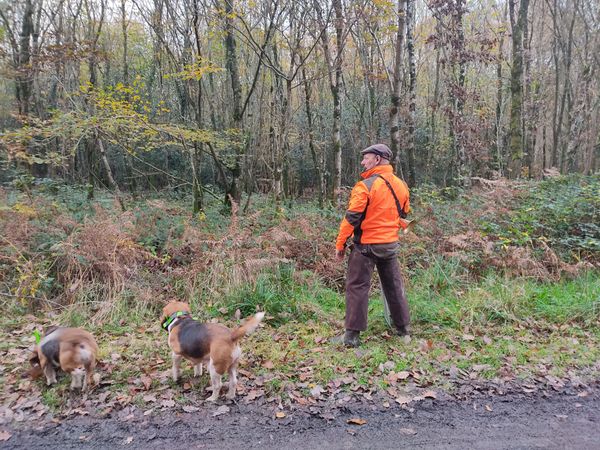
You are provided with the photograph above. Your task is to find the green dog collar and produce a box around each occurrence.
[33,329,41,344]
[161,310,190,331]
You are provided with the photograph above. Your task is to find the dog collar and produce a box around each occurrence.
[161,311,190,332]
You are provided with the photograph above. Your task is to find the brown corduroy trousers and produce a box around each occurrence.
[344,244,410,332]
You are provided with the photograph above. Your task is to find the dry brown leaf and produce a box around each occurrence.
[261,360,274,369]
[245,389,264,401]
[347,418,367,425]
[418,339,434,352]
[212,405,230,416]
[462,334,475,341]
[275,411,286,419]
[485,404,493,412]
[395,395,412,405]
[423,390,437,399]
[140,375,152,390]
[183,405,200,413]
[399,428,417,435]
[310,385,325,398]
[397,371,410,380]
[0,431,11,442]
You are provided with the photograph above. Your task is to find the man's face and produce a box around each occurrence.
[361,152,381,171]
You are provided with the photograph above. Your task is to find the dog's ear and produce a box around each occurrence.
[29,349,40,366]
[26,349,43,379]
[43,325,59,336]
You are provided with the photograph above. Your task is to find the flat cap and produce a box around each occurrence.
[360,143,393,160]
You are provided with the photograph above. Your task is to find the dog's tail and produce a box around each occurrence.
[231,312,265,342]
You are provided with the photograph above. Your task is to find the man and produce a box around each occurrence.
[333,143,411,348]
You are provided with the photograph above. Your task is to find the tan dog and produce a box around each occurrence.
[29,326,99,391]
[160,301,265,402]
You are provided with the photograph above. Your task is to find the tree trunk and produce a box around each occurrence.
[224,0,244,204]
[507,0,530,178]
[97,134,125,211]
[302,67,325,208]
[17,0,34,116]
[405,0,416,186]
[390,0,407,178]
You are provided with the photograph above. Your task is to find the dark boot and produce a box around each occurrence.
[396,325,410,336]
[396,326,411,344]
[330,330,361,348]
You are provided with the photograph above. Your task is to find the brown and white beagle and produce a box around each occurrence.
[29,326,99,391]
[160,301,265,402]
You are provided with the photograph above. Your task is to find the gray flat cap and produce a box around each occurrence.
[360,143,393,160]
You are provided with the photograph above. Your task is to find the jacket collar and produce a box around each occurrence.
[361,164,393,179]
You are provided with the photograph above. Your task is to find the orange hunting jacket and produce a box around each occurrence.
[335,165,410,251]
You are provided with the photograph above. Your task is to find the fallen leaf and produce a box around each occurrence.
[0,431,11,442]
[161,400,175,408]
[397,371,410,380]
[485,404,493,412]
[140,375,152,390]
[423,390,437,399]
[261,361,274,369]
[143,394,157,403]
[183,406,200,413]
[310,385,325,398]
[399,428,417,435]
[462,334,475,341]
[418,339,433,353]
[347,418,367,425]
[395,395,412,405]
[379,361,395,372]
[275,411,286,419]
[212,405,230,416]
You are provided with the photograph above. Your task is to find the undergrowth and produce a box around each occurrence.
[1,175,599,407]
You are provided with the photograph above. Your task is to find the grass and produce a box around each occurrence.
[1,178,600,415]
[1,268,599,413]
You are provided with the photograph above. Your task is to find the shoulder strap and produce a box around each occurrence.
[376,175,408,219]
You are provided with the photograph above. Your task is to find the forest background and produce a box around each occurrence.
[0,0,598,209]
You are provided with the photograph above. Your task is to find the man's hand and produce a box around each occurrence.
[335,248,345,261]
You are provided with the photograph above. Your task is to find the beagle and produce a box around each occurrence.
[160,301,265,402]
[29,326,99,391]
